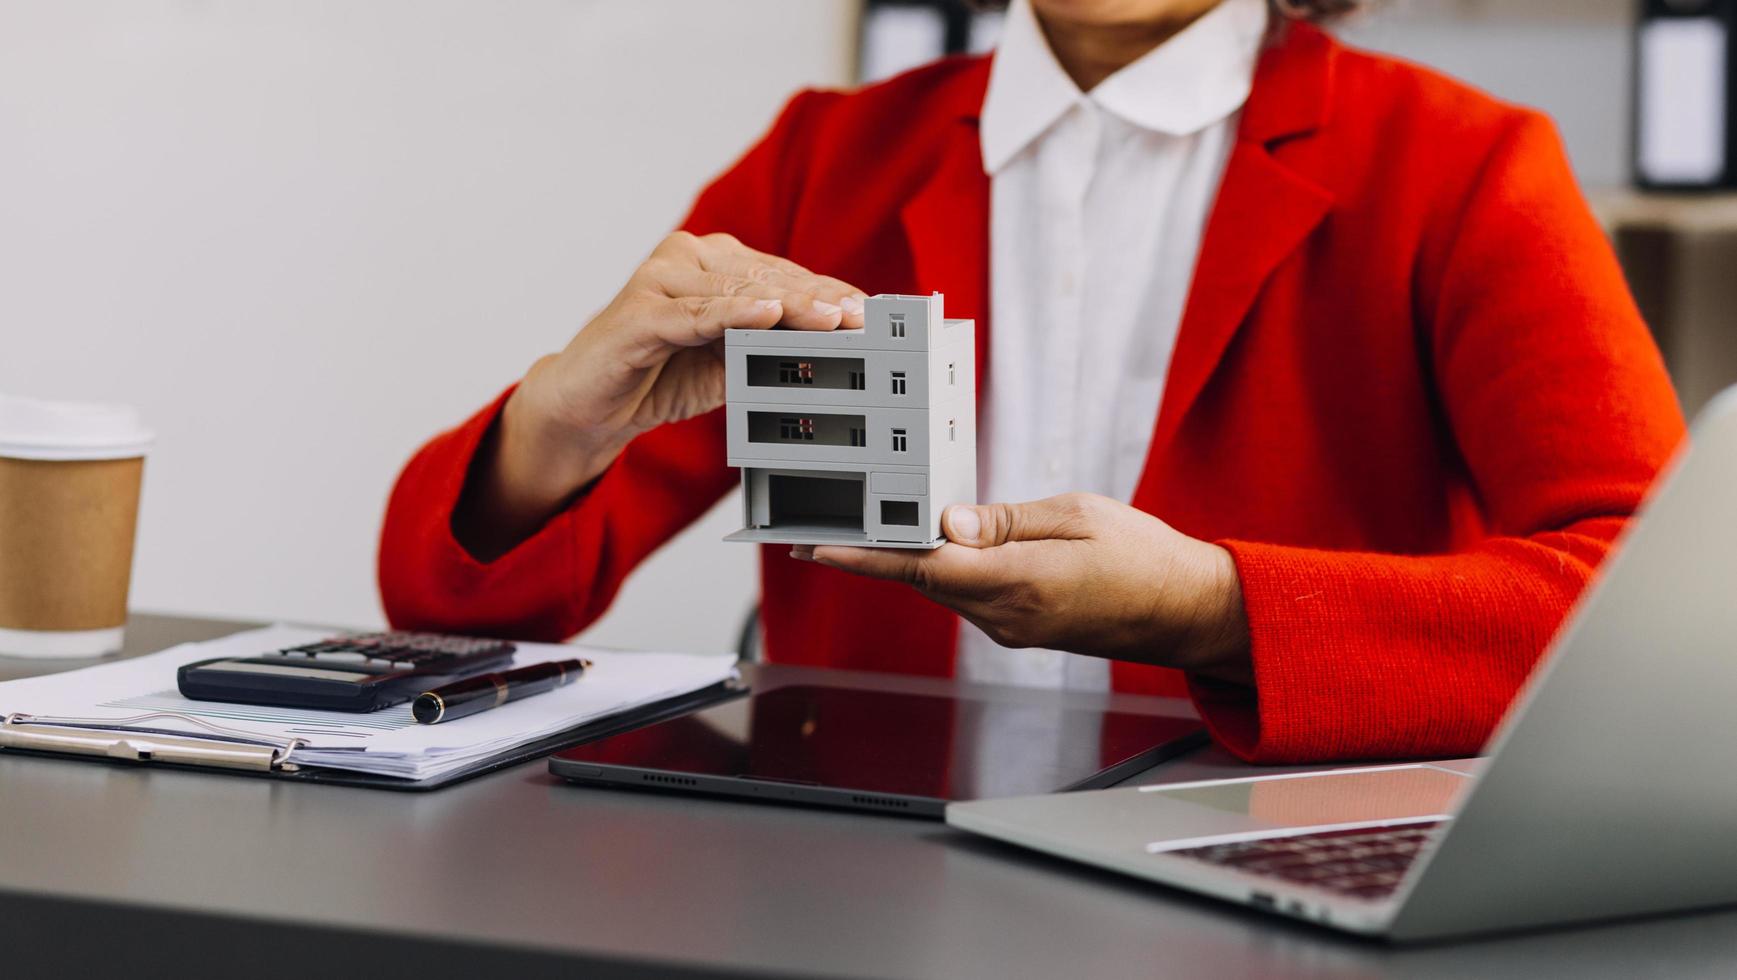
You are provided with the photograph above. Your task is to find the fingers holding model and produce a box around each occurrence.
[528,231,866,441]
[454,231,867,559]
[793,493,1254,684]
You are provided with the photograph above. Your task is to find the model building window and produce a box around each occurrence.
[849,371,865,390]
[777,361,814,385]
[892,428,908,452]
[948,418,956,442]
[948,362,955,385]
[881,500,919,526]
[849,427,866,447]
[891,371,907,395]
[779,417,816,441]
[889,313,906,339]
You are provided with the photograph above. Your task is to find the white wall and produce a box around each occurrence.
[0,0,855,652]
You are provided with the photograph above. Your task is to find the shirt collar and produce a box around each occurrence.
[979,0,1269,175]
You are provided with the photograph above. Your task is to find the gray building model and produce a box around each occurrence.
[723,292,976,549]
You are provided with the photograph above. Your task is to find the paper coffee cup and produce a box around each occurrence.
[0,395,153,658]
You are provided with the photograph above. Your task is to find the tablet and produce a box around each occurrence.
[549,682,1206,818]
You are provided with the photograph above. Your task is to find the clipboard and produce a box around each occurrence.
[0,679,743,792]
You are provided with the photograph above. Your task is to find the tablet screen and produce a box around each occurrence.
[557,683,1203,803]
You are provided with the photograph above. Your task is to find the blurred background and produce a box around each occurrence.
[1,0,1725,654]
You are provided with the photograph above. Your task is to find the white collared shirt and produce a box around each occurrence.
[958,0,1268,694]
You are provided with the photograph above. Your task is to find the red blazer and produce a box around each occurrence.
[378,23,1684,763]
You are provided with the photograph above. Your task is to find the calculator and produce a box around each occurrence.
[177,631,517,712]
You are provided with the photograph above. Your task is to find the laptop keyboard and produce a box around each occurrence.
[1166,821,1444,901]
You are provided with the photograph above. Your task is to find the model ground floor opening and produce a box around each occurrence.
[766,472,863,533]
[723,467,942,550]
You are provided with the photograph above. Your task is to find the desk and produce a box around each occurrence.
[5,614,1737,979]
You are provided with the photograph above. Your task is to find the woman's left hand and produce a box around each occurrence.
[792,493,1253,684]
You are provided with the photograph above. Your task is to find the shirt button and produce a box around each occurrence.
[1059,270,1077,294]
[1046,459,1062,477]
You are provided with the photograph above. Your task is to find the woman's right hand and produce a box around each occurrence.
[455,231,867,559]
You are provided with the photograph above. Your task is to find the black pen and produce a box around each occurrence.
[412,658,592,724]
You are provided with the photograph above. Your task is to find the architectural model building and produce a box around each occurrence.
[723,292,976,549]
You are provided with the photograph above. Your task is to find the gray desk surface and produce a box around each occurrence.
[4,614,1737,979]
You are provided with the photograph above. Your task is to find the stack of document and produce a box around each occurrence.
[0,625,737,781]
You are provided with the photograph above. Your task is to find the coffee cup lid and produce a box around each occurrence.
[0,394,154,461]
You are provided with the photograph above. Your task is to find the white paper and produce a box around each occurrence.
[0,625,737,781]
[968,11,1004,55]
[860,6,947,84]
[1638,17,1728,185]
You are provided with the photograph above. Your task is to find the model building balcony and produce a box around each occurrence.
[745,355,867,390]
[727,404,962,468]
[726,347,966,409]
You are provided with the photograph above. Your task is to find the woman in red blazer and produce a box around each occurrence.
[378,0,1684,763]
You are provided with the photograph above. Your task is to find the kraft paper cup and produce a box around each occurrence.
[0,395,153,659]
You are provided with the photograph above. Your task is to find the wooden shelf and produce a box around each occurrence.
[1591,188,1737,234]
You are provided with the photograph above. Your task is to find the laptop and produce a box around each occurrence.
[947,386,1737,941]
